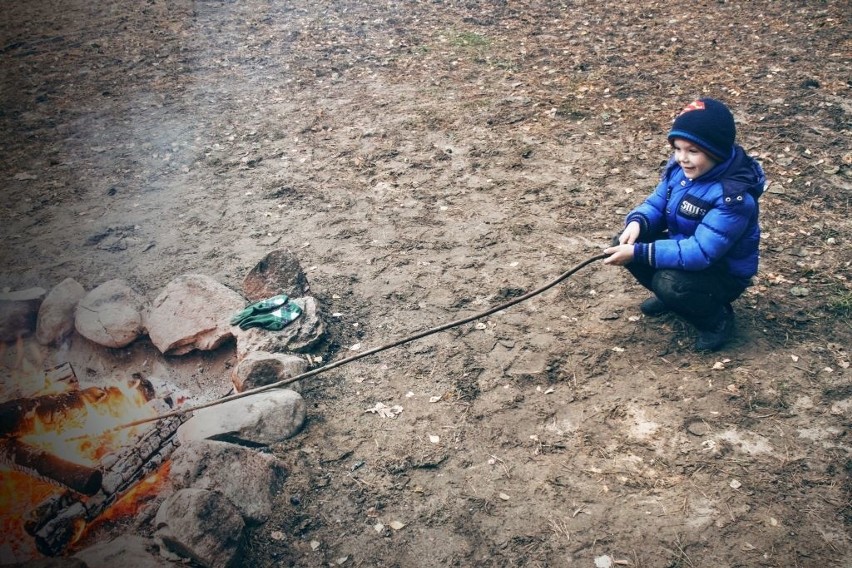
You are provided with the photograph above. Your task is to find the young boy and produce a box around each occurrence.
[603,98,766,351]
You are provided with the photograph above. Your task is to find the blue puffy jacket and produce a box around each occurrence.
[628,145,766,285]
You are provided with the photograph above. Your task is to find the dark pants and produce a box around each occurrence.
[615,235,747,330]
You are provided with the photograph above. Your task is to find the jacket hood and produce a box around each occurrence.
[715,145,766,200]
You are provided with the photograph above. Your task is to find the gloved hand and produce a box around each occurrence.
[230,294,289,326]
[238,303,303,331]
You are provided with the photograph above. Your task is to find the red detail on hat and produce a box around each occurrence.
[678,100,706,115]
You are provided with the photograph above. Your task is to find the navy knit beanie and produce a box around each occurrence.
[667,98,736,162]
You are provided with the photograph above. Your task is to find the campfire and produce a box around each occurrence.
[0,252,320,565]
[0,357,185,560]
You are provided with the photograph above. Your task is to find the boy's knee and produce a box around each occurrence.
[651,270,682,301]
[651,269,722,320]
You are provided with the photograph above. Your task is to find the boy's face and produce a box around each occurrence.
[671,138,716,180]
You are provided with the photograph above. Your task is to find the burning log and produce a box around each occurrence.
[25,413,187,556]
[0,387,109,436]
[0,387,107,436]
[98,413,183,494]
[0,379,154,436]
[32,498,88,557]
[0,438,102,495]
[23,490,78,535]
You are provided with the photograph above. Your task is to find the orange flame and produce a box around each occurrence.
[72,461,172,553]
[99,461,171,523]
[19,383,158,467]
[0,468,57,560]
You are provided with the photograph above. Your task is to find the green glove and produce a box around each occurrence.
[238,303,303,331]
[230,294,289,326]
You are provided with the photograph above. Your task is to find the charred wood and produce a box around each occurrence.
[44,362,78,390]
[26,414,186,556]
[99,414,183,494]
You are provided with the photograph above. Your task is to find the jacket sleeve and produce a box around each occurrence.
[625,176,669,238]
[638,191,757,271]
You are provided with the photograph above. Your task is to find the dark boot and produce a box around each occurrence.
[640,296,669,317]
[695,306,734,351]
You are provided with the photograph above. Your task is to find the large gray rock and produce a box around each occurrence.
[169,440,287,524]
[234,296,325,359]
[177,389,306,446]
[231,350,307,393]
[146,274,245,356]
[36,278,86,346]
[75,280,146,348]
[154,488,243,568]
[0,287,46,342]
[241,249,309,301]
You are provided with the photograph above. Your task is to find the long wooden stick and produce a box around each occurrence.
[117,253,607,429]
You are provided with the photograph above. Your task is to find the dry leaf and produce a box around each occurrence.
[365,402,403,418]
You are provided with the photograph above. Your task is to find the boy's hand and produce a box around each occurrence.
[603,244,635,266]
[618,221,641,245]
[603,221,640,265]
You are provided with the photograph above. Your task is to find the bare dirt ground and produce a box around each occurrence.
[1,0,850,566]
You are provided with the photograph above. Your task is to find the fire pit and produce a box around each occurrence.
[0,361,185,559]
[0,251,324,565]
